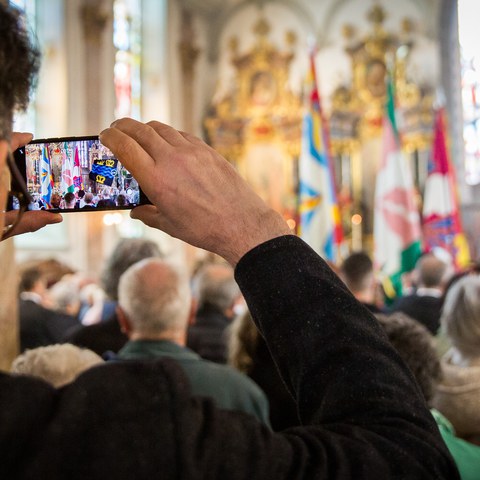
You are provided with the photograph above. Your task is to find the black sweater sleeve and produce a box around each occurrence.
[234,235,459,479]
[1,236,459,480]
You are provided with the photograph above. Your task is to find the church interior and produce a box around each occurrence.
[1,0,479,365]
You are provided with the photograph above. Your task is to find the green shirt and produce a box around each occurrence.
[118,339,270,425]
[431,409,480,480]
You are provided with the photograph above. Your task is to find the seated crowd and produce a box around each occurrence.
[13,238,480,477]
[0,3,473,478]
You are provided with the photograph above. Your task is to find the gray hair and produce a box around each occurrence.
[101,238,163,301]
[194,263,240,312]
[11,344,103,388]
[417,253,449,288]
[441,275,480,357]
[118,258,192,336]
[49,276,81,313]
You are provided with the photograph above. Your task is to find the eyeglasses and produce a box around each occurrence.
[1,149,31,240]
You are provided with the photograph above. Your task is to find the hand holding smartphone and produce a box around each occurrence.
[12,135,150,213]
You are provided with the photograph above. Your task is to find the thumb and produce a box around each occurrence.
[130,205,162,228]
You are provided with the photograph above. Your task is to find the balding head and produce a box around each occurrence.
[118,259,192,340]
[416,253,449,289]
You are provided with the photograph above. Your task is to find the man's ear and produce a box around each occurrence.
[0,140,8,173]
[187,298,197,327]
[116,306,131,335]
[0,141,9,235]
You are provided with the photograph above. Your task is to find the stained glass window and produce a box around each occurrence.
[459,0,480,185]
[113,0,142,120]
[10,0,37,132]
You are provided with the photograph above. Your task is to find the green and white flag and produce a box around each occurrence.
[374,78,422,299]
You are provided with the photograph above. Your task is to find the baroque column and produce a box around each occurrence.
[178,8,200,134]
[80,0,111,276]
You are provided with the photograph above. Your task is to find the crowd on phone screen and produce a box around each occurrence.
[27,186,139,211]
[0,2,476,479]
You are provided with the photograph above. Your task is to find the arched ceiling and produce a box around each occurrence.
[180,0,440,61]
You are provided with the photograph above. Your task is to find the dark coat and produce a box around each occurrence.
[0,236,459,479]
[19,299,79,352]
[187,304,231,363]
[389,293,443,334]
[64,313,127,356]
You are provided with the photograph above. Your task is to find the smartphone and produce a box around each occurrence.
[13,135,150,212]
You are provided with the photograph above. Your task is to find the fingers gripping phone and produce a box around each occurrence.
[12,135,150,212]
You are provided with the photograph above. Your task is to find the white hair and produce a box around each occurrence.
[11,344,103,388]
[441,275,480,357]
[118,258,192,336]
[49,276,81,313]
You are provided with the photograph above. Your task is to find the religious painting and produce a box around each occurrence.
[365,59,387,98]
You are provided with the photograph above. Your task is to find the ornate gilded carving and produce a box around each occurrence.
[329,4,434,149]
[205,17,302,154]
[204,17,303,218]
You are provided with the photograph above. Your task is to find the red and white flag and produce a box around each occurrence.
[422,108,470,269]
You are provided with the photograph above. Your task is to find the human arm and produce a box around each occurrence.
[1,132,62,241]
[99,119,458,478]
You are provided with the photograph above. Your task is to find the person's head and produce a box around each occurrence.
[18,265,46,294]
[0,4,40,142]
[340,251,376,303]
[375,313,442,404]
[193,263,240,316]
[96,198,116,208]
[116,194,127,206]
[77,189,85,199]
[416,253,450,289]
[11,344,103,388]
[84,192,94,205]
[441,274,480,358]
[63,192,76,208]
[31,258,74,288]
[49,276,81,316]
[101,238,163,301]
[0,3,40,232]
[117,258,193,342]
[50,193,61,208]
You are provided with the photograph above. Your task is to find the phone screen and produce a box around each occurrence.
[13,136,149,212]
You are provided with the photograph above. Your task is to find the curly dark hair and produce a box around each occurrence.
[375,312,442,404]
[0,3,41,139]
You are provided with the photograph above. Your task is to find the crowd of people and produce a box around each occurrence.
[0,2,476,479]
[28,186,138,211]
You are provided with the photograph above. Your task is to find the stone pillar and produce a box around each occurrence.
[80,0,111,133]
[0,239,19,371]
[178,8,200,134]
[79,0,112,276]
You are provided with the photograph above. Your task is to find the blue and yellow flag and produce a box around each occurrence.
[89,158,118,187]
[298,52,343,261]
[40,146,53,207]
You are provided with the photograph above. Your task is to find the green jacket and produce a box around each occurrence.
[431,409,480,480]
[117,339,270,425]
